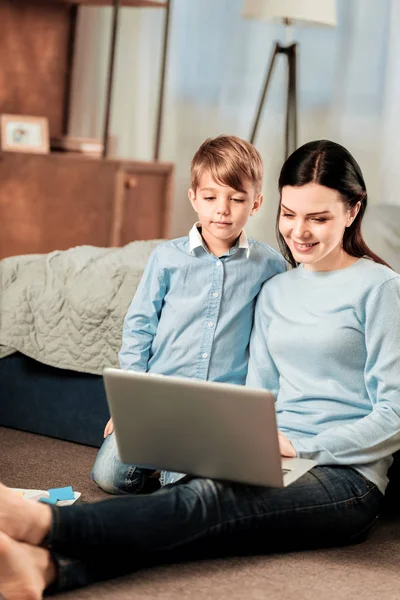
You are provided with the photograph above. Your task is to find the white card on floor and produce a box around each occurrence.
[10,488,81,506]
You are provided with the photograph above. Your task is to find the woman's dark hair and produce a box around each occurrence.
[276,139,391,269]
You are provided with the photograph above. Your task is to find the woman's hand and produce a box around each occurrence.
[278,431,297,458]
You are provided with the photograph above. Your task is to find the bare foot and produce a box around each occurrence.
[0,531,56,600]
[0,483,52,545]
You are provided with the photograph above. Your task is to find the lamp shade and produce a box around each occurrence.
[243,0,337,27]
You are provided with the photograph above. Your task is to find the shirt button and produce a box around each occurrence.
[213,292,219,298]
[216,261,222,267]
[202,352,208,359]
[208,321,214,328]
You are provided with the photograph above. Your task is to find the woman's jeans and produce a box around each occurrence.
[47,466,383,593]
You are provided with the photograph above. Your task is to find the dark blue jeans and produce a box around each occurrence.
[47,466,382,593]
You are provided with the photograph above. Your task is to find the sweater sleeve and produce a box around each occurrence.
[246,285,280,398]
[292,277,400,465]
[118,247,167,372]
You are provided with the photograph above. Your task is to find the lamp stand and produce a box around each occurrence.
[249,42,298,159]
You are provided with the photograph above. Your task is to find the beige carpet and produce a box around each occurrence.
[1,426,399,600]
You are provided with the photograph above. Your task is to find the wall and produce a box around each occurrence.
[69,0,399,247]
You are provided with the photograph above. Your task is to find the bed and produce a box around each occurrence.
[0,239,161,446]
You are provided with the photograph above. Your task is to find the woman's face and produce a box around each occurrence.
[279,183,359,271]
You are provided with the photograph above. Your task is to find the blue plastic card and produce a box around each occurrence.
[48,486,75,501]
[38,496,58,505]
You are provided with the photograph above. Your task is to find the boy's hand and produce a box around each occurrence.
[104,417,114,438]
[278,432,296,458]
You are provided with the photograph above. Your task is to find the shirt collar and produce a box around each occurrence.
[188,222,250,258]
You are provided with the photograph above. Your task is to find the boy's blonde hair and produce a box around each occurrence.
[190,135,263,194]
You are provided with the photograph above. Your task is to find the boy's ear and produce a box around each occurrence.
[250,193,263,216]
[188,188,197,212]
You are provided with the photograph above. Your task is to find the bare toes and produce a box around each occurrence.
[0,532,47,600]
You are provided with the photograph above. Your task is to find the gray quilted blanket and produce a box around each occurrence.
[0,241,161,374]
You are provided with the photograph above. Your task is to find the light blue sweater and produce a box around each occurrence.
[247,258,400,494]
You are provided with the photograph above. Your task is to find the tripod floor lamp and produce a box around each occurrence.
[243,0,337,159]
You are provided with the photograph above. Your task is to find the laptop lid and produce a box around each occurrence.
[103,368,315,488]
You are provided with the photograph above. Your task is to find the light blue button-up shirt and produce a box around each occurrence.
[119,223,286,484]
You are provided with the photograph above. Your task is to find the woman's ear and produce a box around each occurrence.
[346,201,361,227]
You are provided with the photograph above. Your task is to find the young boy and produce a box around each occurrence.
[91,135,286,493]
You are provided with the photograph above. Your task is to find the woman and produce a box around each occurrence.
[0,140,399,599]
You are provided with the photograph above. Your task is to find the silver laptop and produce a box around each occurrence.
[103,368,316,488]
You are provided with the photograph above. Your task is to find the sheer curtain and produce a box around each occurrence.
[69,0,398,247]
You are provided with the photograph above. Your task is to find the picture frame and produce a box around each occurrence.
[0,114,49,154]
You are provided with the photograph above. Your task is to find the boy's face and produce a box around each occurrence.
[188,173,263,255]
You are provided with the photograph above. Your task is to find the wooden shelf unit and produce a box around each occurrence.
[0,0,174,258]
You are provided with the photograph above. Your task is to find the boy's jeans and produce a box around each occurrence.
[90,432,185,494]
[48,466,382,593]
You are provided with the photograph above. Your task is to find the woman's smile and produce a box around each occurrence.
[292,241,319,253]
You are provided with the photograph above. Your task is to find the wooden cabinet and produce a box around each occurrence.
[0,0,173,259]
[0,153,173,259]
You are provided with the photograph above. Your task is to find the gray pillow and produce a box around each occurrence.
[363,204,400,273]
